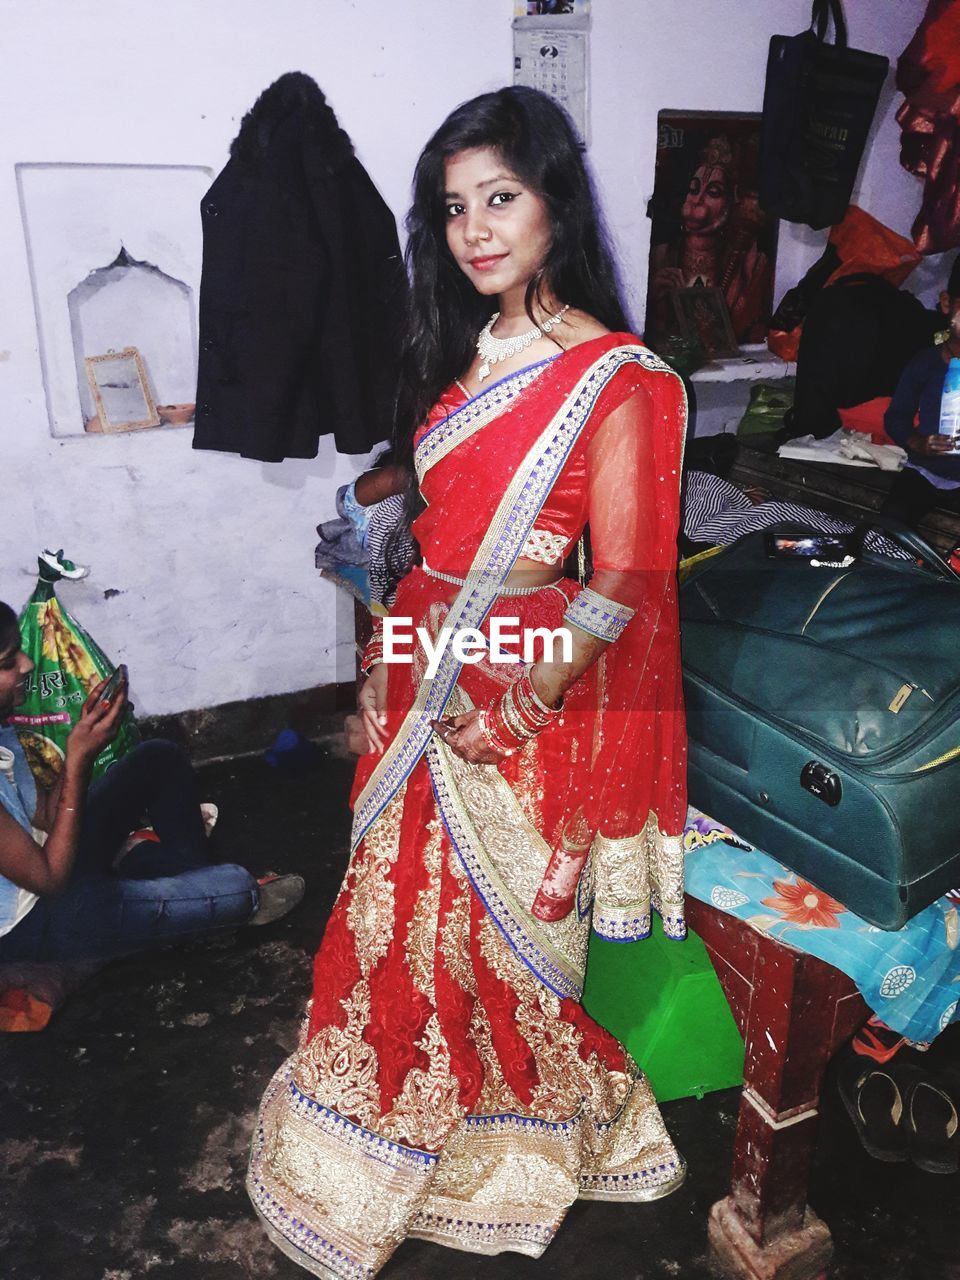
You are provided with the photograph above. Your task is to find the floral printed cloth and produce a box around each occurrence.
[683,809,960,1046]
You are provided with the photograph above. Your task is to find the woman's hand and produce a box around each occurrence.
[65,677,128,768]
[358,664,389,754]
[429,710,504,765]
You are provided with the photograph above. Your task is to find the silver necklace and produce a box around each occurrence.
[476,305,569,382]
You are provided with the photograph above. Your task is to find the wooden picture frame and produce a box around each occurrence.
[83,346,160,433]
[672,286,740,360]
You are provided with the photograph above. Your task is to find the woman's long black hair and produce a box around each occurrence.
[384,86,630,589]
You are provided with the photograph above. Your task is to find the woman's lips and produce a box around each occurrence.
[469,254,508,272]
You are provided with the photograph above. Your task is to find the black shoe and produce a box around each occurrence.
[905,1071,960,1175]
[838,1057,910,1162]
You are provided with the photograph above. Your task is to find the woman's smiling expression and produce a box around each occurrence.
[444,147,553,309]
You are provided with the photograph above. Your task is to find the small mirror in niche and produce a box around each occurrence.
[83,347,160,433]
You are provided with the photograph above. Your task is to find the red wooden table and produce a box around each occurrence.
[685,896,869,1280]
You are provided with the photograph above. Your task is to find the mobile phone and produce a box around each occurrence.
[764,530,854,561]
[98,664,127,704]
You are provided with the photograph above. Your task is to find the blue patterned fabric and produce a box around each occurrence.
[0,726,38,932]
[683,808,960,1045]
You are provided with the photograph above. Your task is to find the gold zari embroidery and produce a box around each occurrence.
[592,811,686,942]
[380,1014,463,1150]
[293,980,380,1131]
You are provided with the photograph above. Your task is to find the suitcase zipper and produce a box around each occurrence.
[912,745,960,774]
[800,573,852,634]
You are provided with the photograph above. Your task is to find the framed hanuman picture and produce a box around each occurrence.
[644,111,778,353]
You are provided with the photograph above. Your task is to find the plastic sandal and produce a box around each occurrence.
[838,1057,910,1162]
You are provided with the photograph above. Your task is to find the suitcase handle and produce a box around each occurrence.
[849,516,960,583]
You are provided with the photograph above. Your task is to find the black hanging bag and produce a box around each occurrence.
[759,0,889,230]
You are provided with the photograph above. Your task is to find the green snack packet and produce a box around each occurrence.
[736,378,796,437]
[9,551,137,784]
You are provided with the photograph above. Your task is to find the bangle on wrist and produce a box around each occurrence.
[488,673,563,752]
[360,633,385,679]
[477,709,515,757]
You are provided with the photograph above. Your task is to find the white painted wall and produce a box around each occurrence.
[0,0,931,716]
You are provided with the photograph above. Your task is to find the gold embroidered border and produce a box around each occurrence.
[248,1060,437,1280]
[414,362,550,482]
[650,825,686,940]
[411,1110,583,1258]
[580,1070,686,1201]
[591,812,687,942]
[427,687,591,1000]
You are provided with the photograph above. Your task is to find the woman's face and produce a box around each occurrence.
[0,627,32,718]
[443,147,553,305]
[681,164,732,235]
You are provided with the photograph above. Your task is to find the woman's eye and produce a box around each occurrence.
[490,191,519,207]
[445,202,465,218]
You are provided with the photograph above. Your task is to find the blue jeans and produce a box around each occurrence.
[0,740,258,962]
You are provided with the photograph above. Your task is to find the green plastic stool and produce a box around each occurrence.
[582,916,744,1102]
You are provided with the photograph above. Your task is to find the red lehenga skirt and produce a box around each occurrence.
[248,572,686,1280]
[249,336,689,1278]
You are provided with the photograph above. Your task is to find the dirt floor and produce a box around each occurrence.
[1,747,956,1280]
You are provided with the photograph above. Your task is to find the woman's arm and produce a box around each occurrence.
[355,464,408,507]
[530,387,669,708]
[884,352,930,449]
[0,681,128,895]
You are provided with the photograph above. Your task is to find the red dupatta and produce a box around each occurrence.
[351,334,688,994]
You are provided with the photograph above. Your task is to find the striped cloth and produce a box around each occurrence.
[683,471,910,559]
[366,494,412,606]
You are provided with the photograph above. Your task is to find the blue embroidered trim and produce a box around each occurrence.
[592,916,653,944]
[414,359,555,480]
[463,1109,582,1133]
[413,1209,554,1249]
[284,1080,438,1168]
[564,586,635,643]
[580,1158,684,1191]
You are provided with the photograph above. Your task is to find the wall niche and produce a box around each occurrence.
[18,163,211,438]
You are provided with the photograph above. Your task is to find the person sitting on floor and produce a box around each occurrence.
[881,254,960,529]
[0,600,304,964]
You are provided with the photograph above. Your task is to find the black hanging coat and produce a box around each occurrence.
[193,73,407,462]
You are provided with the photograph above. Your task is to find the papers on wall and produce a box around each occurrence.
[513,12,589,143]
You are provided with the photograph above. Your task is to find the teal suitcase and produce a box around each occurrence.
[679,524,960,929]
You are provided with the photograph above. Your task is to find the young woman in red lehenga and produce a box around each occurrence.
[248,87,689,1279]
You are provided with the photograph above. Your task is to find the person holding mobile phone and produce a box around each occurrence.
[0,601,304,964]
[882,254,960,529]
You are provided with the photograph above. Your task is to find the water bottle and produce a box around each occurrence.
[937,356,960,452]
